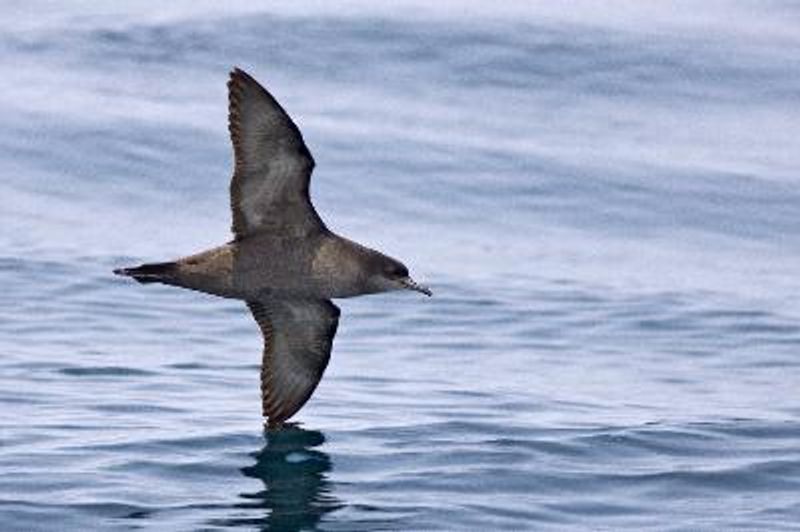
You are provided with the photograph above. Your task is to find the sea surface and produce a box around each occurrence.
[2,1,800,530]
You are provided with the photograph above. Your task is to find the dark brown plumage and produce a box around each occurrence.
[115,68,430,427]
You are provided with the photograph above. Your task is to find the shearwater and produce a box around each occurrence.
[114,68,431,427]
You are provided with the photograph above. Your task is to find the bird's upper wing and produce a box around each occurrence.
[228,68,324,239]
[247,298,340,426]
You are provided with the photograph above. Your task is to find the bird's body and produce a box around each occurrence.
[140,232,407,301]
[115,68,430,427]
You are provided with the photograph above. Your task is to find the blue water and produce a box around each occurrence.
[2,2,800,530]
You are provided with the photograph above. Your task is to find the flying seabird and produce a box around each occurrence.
[114,68,431,427]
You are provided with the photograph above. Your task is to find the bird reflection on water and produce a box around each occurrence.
[220,425,342,530]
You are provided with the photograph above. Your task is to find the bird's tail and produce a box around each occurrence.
[113,261,177,284]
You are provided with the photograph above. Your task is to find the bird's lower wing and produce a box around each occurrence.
[247,298,340,426]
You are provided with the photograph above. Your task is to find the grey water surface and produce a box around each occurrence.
[2,1,800,530]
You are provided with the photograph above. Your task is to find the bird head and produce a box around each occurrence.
[369,254,432,297]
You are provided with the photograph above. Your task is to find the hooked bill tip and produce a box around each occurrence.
[400,277,432,297]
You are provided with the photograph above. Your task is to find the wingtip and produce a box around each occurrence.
[265,419,285,431]
[229,67,252,83]
[228,67,242,86]
[228,67,255,103]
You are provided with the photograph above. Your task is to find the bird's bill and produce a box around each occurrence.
[398,276,432,296]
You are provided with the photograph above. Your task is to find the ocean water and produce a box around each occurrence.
[2,1,800,530]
